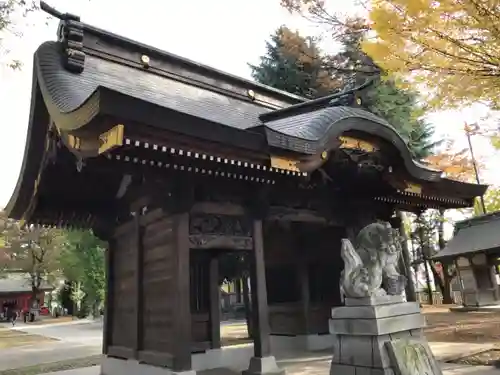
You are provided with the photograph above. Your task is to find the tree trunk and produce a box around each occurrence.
[435,209,454,304]
[437,210,446,251]
[428,261,445,301]
[426,261,453,304]
[30,273,38,305]
[417,216,434,305]
[396,210,417,302]
[235,278,242,303]
[442,264,455,304]
[93,300,100,319]
[242,274,253,339]
[29,272,42,322]
[408,234,420,296]
[423,260,434,305]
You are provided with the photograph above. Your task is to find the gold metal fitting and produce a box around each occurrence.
[140,55,150,68]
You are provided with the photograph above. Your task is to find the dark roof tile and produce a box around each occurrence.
[36,42,271,130]
[434,214,500,259]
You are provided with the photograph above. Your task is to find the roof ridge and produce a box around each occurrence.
[40,1,307,106]
[456,211,500,229]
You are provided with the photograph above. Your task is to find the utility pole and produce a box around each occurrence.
[464,122,487,214]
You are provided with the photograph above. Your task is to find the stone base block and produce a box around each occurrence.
[101,357,196,375]
[330,363,394,375]
[329,300,436,375]
[192,346,253,371]
[344,295,404,307]
[270,334,334,353]
[331,327,423,369]
[242,356,285,375]
[330,301,423,336]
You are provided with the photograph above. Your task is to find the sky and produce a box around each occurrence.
[0,0,499,212]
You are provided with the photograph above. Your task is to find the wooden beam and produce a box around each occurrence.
[189,234,253,250]
[209,256,221,349]
[267,206,333,224]
[191,202,245,215]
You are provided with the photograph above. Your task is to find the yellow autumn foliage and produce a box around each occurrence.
[362,0,500,109]
[424,140,479,183]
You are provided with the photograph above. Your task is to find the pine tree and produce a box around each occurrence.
[325,19,441,159]
[406,121,440,161]
[251,23,440,160]
[249,26,340,99]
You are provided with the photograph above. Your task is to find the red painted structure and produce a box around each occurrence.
[0,273,53,315]
[0,292,47,315]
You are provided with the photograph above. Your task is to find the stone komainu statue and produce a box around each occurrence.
[340,221,407,299]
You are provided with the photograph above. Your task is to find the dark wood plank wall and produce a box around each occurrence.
[264,221,345,336]
[109,221,136,359]
[190,254,211,352]
[103,193,363,369]
[140,209,176,364]
[106,208,192,369]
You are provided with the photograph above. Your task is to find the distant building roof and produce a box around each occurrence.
[434,211,500,260]
[0,272,53,294]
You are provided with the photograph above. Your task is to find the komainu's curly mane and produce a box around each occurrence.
[340,221,405,299]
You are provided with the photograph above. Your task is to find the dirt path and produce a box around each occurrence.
[422,305,500,344]
[0,327,56,349]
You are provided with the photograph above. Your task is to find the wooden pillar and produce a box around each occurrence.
[103,239,114,355]
[250,218,271,358]
[209,256,221,349]
[298,262,310,334]
[133,212,144,356]
[172,212,192,371]
[93,219,115,356]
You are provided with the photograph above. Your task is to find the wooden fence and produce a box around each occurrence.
[416,291,463,305]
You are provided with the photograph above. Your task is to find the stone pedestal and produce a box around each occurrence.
[242,356,285,375]
[329,296,439,375]
[101,357,196,375]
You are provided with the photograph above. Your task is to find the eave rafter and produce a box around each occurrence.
[92,126,476,209]
[374,192,469,210]
[105,152,279,185]
[117,137,308,177]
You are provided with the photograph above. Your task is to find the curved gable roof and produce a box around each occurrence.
[259,105,442,182]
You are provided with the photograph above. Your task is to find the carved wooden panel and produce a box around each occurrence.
[189,214,251,236]
[141,213,175,353]
[188,214,252,249]
[110,229,136,349]
[188,235,252,250]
